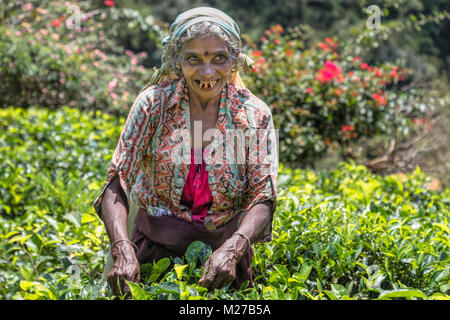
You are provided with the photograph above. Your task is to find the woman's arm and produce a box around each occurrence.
[198,201,272,290]
[101,176,140,297]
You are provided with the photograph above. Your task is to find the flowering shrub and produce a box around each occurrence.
[0,0,164,116]
[244,25,429,167]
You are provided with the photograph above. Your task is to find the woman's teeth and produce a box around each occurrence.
[197,80,217,88]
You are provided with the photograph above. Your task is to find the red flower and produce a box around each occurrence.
[360,63,369,70]
[261,37,267,42]
[318,42,330,51]
[372,92,387,106]
[306,88,313,94]
[334,88,341,96]
[413,118,427,125]
[315,60,342,83]
[353,56,362,62]
[324,137,331,145]
[257,58,266,65]
[274,39,280,45]
[374,67,382,77]
[341,125,350,134]
[390,69,398,78]
[252,51,263,57]
[104,0,115,6]
[52,19,61,27]
[271,24,284,34]
[277,24,284,34]
[286,49,293,57]
[324,37,338,49]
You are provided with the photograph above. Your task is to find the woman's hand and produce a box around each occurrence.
[107,241,140,297]
[198,234,247,290]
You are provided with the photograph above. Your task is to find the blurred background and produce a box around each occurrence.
[1,0,449,187]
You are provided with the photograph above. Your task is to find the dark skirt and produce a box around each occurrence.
[131,208,254,289]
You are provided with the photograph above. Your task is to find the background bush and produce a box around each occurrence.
[243,25,435,167]
[1,1,448,171]
[0,0,164,116]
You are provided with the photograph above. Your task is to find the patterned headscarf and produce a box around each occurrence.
[144,7,254,90]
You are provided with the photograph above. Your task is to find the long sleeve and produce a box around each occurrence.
[241,106,278,242]
[92,89,159,217]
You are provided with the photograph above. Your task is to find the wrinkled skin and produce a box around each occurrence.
[198,234,243,290]
[107,241,140,298]
[199,201,272,290]
[180,35,235,109]
[101,176,140,298]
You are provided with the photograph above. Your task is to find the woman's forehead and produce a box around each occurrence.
[182,36,229,55]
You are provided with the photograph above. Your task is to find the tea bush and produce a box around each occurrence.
[0,107,448,300]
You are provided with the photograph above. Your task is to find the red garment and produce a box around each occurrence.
[180,148,212,223]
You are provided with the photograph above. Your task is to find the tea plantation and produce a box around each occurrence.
[0,107,449,300]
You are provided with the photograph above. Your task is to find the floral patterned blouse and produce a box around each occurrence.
[92,77,278,242]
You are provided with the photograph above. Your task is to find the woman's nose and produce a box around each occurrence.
[200,64,215,79]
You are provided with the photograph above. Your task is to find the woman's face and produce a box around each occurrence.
[180,36,233,103]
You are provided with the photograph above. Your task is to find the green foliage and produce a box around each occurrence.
[243,25,436,167]
[1,107,449,300]
[0,0,164,115]
[2,1,448,171]
[0,106,122,217]
[0,106,121,299]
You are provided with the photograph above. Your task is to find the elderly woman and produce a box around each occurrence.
[93,7,278,296]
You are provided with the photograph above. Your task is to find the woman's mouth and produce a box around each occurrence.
[195,79,219,90]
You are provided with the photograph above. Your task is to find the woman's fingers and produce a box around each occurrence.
[107,269,119,296]
[210,272,224,290]
[108,267,138,297]
[119,275,127,296]
[200,265,217,289]
[133,269,141,284]
[199,256,236,290]
[199,259,210,284]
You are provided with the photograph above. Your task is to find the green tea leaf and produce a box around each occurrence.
[20,266,35,281]
[174,264,188,280]
[157,282,180,295]
[126,281,149,300]
[378,289,427,299]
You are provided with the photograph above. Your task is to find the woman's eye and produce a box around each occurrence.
[188,56,200,63]
[214,55,226,62]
